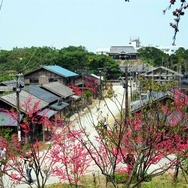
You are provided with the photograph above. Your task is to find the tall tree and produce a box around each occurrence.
[138,47,168,67]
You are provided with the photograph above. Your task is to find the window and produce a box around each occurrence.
[49,78,58,82]
[30,78,39,84]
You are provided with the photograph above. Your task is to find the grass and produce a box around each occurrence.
[141,173,188,188]
[44,172,188,188]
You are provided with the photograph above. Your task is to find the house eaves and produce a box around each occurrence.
[0,90,49,114]
[43,65,78,78]
[38,108,58,118]
[41,82,73,98]
[24,65,78,78]
[23,85,59,103]
[141,66,183,77]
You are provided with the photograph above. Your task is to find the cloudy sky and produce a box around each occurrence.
[0,0,187,52]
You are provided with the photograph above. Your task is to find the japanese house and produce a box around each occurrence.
[24,65,79,86]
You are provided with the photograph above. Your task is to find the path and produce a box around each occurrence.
[11,83,173,187]
[13,84,125,188]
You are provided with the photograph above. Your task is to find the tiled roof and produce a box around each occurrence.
[23,85,59,103]
[24,65,78,78]
[141,66,183,77]
[109,46,137,54]
[44,65,78,78]
[1,80,17,87]
[0,112,22,126]
[120,65,149,73]
[1,90,48,113]
[41,82,73,98]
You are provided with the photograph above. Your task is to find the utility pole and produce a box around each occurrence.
[97,68,103,99]
[124,66,129,120]
[14,73,23,142]
[120,65,129,123]
[76,69,85,110]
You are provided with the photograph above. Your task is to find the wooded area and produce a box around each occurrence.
[0,45,188,83]
[0,46,121,82]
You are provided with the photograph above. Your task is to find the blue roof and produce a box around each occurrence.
[38,108,58,118]
[50,101,69,111]
[23,85,59,103]
[44,65,78,78]
[0,112,22,126]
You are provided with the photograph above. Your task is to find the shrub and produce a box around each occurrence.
[115,172,129,184]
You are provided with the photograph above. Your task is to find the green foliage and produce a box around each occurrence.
[45,173,188,188]
[0,72,13,82]
[115,172,128,184]
[45,183,72,188]
[84,90,93,99]
[174,47,188,73]
[138,46,188,74]
[138,47,169,67]
[0,46,121,80]
[58,46,88,71]
[106,88,114,98]
[132,91,140,101]
[1,45,188,81]
[139,170,187,187]
[0,127,13,140]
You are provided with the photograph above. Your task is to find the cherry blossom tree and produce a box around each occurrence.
[1,80,188,188]
[50,128,92,188]
[125,0,188,45]
[164,0,188,45]
[0,97,92,188]
[0,101,57,188]
[70,81,188,188]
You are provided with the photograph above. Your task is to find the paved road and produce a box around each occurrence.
[71,84,125,136]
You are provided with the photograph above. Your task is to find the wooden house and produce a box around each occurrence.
[40,82,77,113]
[0,90,50,141]
[140,66,183,85]
[23,85,69,117]
[24,65,79,86]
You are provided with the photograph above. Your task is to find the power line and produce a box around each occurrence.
[21,48,38,72]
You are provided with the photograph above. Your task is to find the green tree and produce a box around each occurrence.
[174,47,188,73]
[58,46,88,71]
[138,47,169,67]
[0,45,121,80]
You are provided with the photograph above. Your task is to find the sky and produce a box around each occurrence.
[0,0,188,52]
